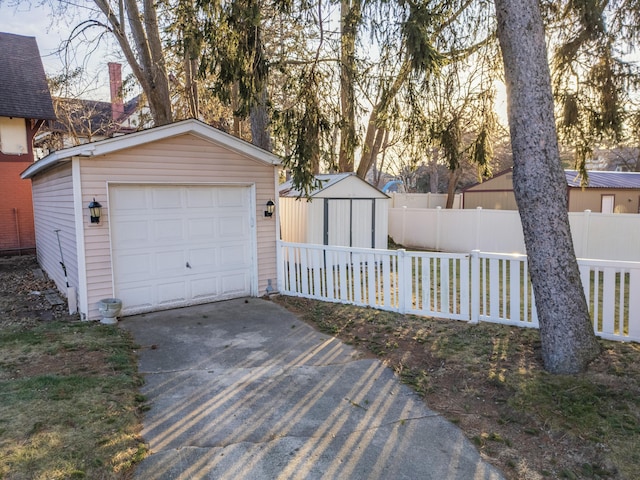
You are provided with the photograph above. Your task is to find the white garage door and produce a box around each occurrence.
[110,184,254,315]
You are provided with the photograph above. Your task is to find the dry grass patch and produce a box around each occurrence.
[273,295,640,480]
[0,256,146,479]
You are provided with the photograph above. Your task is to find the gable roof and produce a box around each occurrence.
[0,32,56,120]
[46,96,141,137]
[565,170,640,188]
[21,118,281,179]
[279,173,388,198]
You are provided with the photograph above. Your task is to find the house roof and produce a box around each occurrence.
[279,173,388,198]
[0,32,56,120]
[565,170,640,189]
[21,118,281,179]
[46,96,141,137]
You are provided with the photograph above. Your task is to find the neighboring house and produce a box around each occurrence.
[21,119,281,321]
[37,63,144,153]
[279,173,389,249]
[0,32,56,254]
[463,169,640,213]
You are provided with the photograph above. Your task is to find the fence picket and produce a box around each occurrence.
[602,268,616,336]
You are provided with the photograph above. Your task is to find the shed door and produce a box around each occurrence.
[110,184,254,315]
[324,199,374,248]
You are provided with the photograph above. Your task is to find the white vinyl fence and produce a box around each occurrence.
[278,242,640,343]
[388,207,640,262]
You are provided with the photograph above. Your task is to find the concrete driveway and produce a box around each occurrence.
[120,298,504,480]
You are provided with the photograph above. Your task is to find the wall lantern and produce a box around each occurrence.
[264,199,275,217]
[88,198,102,224]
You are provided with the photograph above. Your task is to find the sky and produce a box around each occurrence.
[0,1,124,100]
[0,1,509,125]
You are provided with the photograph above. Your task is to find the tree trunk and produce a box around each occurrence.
[250,86,272,152]
[356,60,411,179]
[494,0,600,373]
[94,0,173,126]
[338,0,360,172]
[445,167,461,208]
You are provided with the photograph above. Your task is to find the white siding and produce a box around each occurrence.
[279,197,309,243]
[78,134,278,320]
[31,163,78,302]
[374,198,389,249]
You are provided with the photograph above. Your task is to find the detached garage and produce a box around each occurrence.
[21,119,281,321]
[279,173,389,249]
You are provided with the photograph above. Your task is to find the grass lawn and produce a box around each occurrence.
[274,295,640,480]
[0,257,146,479]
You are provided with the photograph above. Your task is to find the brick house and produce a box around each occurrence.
[0,32,56,254]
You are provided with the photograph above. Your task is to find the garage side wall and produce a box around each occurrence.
[31,163,79,301]
[79,134,278,320]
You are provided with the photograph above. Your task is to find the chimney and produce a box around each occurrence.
[108,62,125,121]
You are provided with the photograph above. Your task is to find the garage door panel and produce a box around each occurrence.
[157,281,187,304]
[221,273,250,295]
[111,189,147,210]
[118,285,153,310]
[191,278,219,299]
[219,188,247,207]
[111,184,254,315]
[220,244,249,267]
[187,218,216,240]
[219,216,248,237]
[114,253,152,277]
[152,187,182,209]
[155,251,187,274]
[114,220,150,243]
[153,219,185,243]
[187,187,217,208]
[189,247,217,267]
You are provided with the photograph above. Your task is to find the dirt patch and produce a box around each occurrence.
[0,255,112,379]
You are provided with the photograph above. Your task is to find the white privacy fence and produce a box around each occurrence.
[278,242,640,343]
[388,207,640,262]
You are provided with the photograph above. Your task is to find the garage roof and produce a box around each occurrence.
[22,119,281,179]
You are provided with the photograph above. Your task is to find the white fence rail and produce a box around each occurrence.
[278,242,640,343]
[388,207,640,262]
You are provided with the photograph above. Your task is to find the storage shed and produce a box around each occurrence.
[279,173,389,249]
[21,119,281,321]
[463,169,640,213]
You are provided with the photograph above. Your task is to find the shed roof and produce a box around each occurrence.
[565,170,640,188]
[0,32,56,120]
[279,173,388,198]
[21,118,281,179]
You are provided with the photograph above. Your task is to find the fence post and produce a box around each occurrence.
[401,206,407,246]
[435,206,442,251]
[397,249,408,314]
[277,240,284,293]
[475,206,483,251]
[581,209,591,258]
[470,250,480,324]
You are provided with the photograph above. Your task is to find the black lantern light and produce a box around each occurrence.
[88,198,102,224]
[265,199,275,217]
